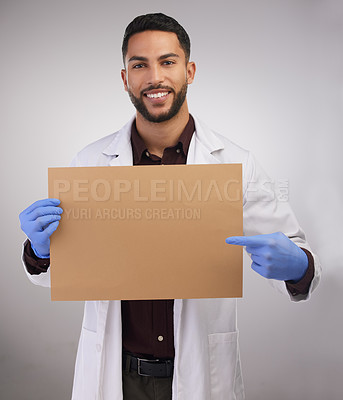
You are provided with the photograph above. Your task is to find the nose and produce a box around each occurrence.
[147,64,164,86]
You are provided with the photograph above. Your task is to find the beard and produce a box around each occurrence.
[127,82,188,123]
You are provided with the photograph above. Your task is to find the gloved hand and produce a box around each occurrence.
[226,232,308,282]
[19,198,63,258]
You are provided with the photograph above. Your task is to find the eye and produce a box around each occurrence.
[132,63,145,69]
[162,60,175,66]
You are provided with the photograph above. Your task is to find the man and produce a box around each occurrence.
[19,13,321,400]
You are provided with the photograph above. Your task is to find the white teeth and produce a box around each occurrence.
[146,92,168,99]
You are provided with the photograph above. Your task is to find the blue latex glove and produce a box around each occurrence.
[226,232,308,282]
[19,198,63,258]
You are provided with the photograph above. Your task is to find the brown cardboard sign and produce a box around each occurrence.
[48,164,243,300]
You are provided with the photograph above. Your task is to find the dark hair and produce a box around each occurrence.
[122,13,191,64]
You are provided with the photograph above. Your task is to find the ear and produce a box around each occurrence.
[186,61,196,84]
[121,69,128,92]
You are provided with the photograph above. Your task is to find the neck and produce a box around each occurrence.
[135,102,190,158]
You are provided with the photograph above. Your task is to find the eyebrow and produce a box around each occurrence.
[158,53,179,60]
[128,53,180,63]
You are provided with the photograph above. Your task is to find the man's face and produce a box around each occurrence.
[121,30,195,123]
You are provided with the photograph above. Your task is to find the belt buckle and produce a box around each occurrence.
[137,357,160,377]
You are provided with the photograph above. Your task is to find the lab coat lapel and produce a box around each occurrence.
[187,116,225,165]
[102,116,134,167]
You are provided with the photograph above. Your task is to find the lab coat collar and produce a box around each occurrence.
[102,114,225,166]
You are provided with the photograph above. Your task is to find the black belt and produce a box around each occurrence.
[123,353,174,378]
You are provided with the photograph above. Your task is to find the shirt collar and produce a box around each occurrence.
[131,115,195,164]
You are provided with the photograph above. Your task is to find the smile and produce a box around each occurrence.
[145,92,169,99]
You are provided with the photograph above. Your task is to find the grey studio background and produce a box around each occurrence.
[1,0,343,399]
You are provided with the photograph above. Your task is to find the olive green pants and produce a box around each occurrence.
[122,356,172,400]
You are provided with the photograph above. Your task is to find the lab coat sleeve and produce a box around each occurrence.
[242,151,321,302]
[21,241,51,288]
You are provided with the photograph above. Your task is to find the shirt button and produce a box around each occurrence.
[158,335,164,342]
[96,344,102,352]
[145,151,150,157]
[176,148,181,153]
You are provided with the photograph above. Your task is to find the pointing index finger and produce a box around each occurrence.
[225,235,267,247]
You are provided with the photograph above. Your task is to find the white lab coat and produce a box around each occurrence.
[24,115,321,400]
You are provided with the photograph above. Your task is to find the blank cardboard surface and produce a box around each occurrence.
[48,164,243,300]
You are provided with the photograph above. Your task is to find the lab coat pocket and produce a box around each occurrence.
[82,301,98,332]
[208,331,239,400]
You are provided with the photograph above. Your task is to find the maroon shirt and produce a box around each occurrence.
[121,115,195,359]
[22,114,314,360]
